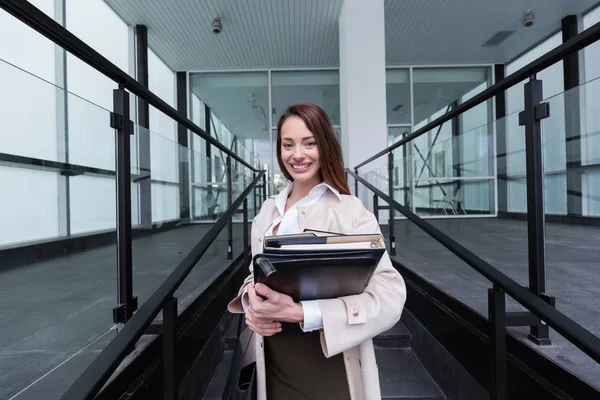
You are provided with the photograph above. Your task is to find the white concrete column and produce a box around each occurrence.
[339,0,387,174]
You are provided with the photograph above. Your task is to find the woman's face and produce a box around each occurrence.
[280,115,321,186]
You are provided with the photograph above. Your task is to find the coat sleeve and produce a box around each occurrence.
[317,198,407,358]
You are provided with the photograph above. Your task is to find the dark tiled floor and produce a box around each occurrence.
[0,223,247,400]
[382,217,600,389]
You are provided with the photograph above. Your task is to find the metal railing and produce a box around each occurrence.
[60,172,264,400]
[0,0,265,326]
[349,170,600,399]
[350,18,600,400]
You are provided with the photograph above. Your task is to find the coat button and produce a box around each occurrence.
[258,237,262,242]
[301,211,306,215]
[352,309,359,317]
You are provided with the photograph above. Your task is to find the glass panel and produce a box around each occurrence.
[390,129,413,213]
[413,67,492,128]
[271,70,340,125]
[581,77,600,216]
[388,126,411,147]
[131,125,193,307]
[413,178,494,216]
[174,221,246,303]
[386,69,411,125]
[190,71,269,139]
[0,60,117,399]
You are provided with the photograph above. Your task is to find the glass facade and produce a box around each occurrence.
[382,66,495,217]
[190,69,341,196]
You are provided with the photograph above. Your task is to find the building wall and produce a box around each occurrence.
[0,0,179,247]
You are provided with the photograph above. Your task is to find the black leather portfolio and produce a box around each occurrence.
[253,232,385,302]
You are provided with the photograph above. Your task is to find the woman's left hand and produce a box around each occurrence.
[249,283,304,323]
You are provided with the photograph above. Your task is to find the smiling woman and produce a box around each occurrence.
[276,104,350,197]
[227,103,407,400]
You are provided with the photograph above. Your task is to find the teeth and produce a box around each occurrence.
[292,164,310,170]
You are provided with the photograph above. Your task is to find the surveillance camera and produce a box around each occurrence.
[523,11,534,27]
[212,17,222,34]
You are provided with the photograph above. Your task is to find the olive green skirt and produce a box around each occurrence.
[264,322,351,400]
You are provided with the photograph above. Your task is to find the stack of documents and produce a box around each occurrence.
[253,230,386,301]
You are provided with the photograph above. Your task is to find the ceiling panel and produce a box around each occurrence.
[104,0,343,71]
[105,0,600,71]
[385,0,600,65]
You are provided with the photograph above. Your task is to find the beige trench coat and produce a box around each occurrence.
[227,191,407,400]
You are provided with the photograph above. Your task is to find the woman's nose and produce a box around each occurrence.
[293,148,305,159]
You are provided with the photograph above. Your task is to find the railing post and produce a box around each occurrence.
[373,194,379,223]
[519,77,552,345]
[354,167,359,196]
[488,285,507,400]
[243,198,249,267]
[388,152,396,256]
[111,86,138,324]
[262,173,267,202]
[227,156,233,260]
[253,172,258,216]
[163,296,178,400]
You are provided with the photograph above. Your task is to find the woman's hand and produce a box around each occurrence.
[245,283,304,336]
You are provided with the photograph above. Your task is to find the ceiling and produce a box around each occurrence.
[105,0,600,70]
[103,0,600,139]
[384,0,600,65]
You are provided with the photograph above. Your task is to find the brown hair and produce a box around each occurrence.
[276,103,350,195]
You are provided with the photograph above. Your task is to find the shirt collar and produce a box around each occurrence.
[273,181,341,214]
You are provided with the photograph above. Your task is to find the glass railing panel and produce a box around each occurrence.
[132,125,187,308]
[359,163,389,215]
[412,177,495,217]
[191,152,220,221]
[0,58,64,163]
[542,79,600,342]
[174,226,246,307]
[541,87,567,216]
[0,59,118,399]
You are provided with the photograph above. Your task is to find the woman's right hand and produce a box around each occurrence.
[246,284,283,336]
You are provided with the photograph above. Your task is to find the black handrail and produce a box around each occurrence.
[0,0,258,172]
[60,172,264,400]
[354,20,600,170]
[347,169,600,365]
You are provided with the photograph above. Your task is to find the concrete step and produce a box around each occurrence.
[374,321,412,349]
[203,349,234,400]
[378,348,445,400]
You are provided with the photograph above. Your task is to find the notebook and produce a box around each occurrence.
[253,231,386,302]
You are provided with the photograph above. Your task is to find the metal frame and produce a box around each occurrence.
[54,0,69,237]
[135,24,152,227]
[349,169,600,363]
[111,87,138,323]
[60,172,264,400]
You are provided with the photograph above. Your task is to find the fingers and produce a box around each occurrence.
[245,312,282,336]
[247,285,264,307]
[254,283,279,302]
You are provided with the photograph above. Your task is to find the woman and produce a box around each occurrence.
[228,103,406,400]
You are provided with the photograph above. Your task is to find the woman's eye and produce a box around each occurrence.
[305,141,316,147]
[283,144,293,149]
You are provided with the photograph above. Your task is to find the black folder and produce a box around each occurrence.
[253,232,385,302]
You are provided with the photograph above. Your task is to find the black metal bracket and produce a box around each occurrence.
[113,296,138,324]
[60,169,83,177]
[109,112,135,135]
[518,102,550,125]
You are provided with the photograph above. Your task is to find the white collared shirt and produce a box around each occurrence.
[242,181,341,332]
